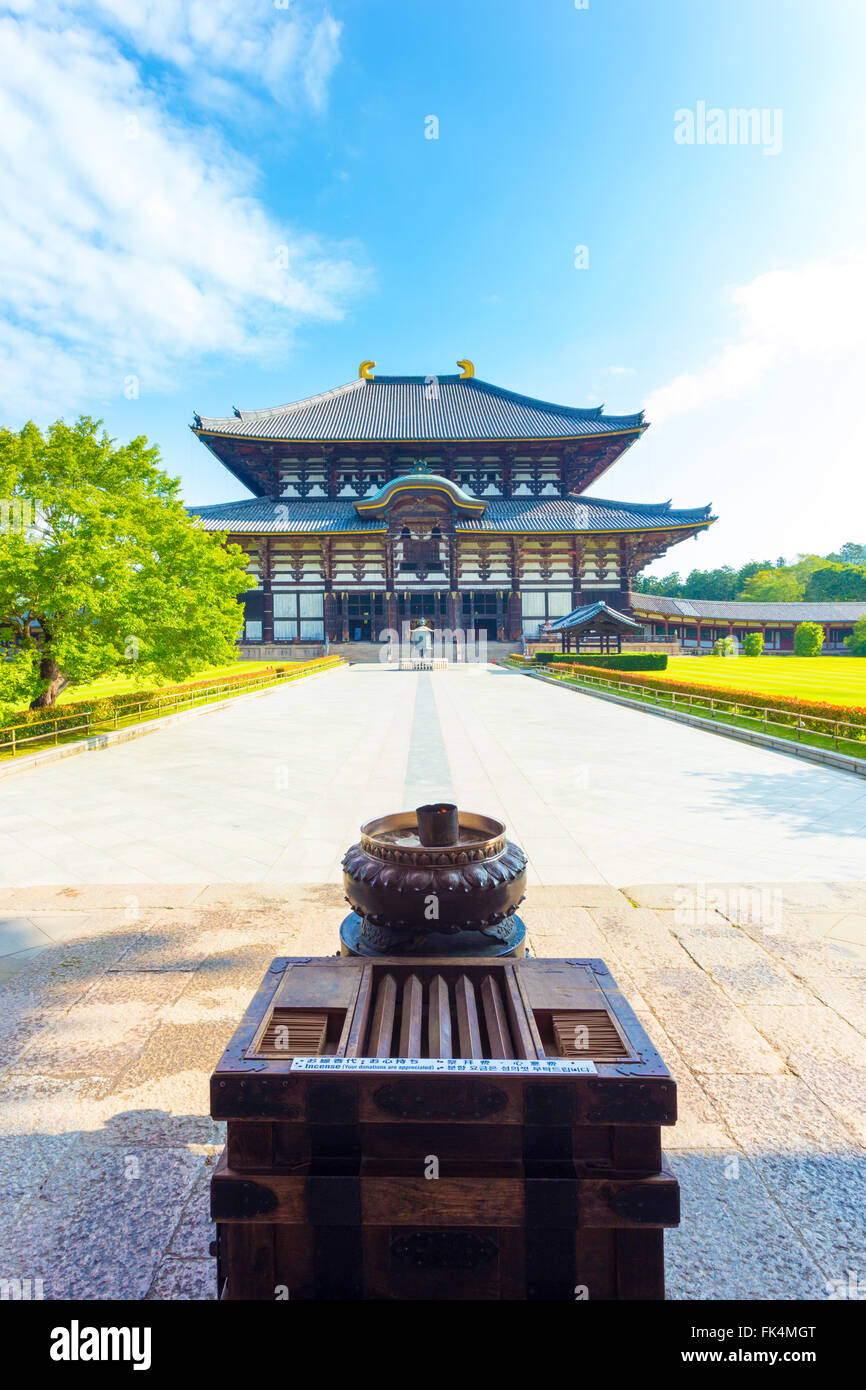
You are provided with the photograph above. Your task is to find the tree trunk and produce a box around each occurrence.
[30,654,68,708]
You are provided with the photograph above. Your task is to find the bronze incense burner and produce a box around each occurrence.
[340,802,527,956]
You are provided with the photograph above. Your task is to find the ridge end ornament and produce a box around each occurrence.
[457,359,475,378]
[359,360,376,379]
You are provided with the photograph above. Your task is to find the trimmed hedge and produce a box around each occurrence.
[1,661,337,731]
[533,653,668,672]
[543,662,866,732]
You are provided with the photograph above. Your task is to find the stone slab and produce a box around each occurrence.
[631,968,785,1075]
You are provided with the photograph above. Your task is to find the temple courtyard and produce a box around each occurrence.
[1,662,864,1299]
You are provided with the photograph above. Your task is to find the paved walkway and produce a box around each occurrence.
[0,664,864,894]
[1,665,864,1301]
[0,881,864,1300]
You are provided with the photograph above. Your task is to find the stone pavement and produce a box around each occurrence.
[0,879,864,1300]
[0,664,864,890]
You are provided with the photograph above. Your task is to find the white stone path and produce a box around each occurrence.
[0,663,864,1299]
[0,663,863,891]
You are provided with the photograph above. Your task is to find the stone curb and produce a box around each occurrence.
[0,663,346,782]
[517,668,866,779]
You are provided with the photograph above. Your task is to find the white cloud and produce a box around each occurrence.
[0,11,361,419]
[5,0,343,110]
[645,253,866,425]
[630,253,866,570]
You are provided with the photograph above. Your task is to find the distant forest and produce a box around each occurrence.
[634,543,866,602]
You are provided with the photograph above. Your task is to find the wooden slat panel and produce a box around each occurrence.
[552,1010,629,1061]
[342,963,374,1057]
[367,973,397,1057]
[428,974,452,1059]
[455,974,483,1058]
[480,975,514,1059]
[503,966,542,1059]
[398,974,423,1058]
[255,1010,327,1058]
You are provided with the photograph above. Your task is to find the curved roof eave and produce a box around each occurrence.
[354,473,487,517]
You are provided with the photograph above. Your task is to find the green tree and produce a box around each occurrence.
[805,564,866,601]
[739,569,805,602]
[683,566,741,600]
[737,560,775,587]
[0,418,251,708]
[833,542,866,565]
[846,618,866,656]
[794,621,825,657]
[632,571,683,596]
[742,632,764,657]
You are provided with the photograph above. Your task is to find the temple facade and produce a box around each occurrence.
[189,363,714,646]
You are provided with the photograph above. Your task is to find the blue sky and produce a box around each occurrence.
[2,0,865,572]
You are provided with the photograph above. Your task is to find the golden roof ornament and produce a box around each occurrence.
[457,359,475,378]
[358,360,376,379]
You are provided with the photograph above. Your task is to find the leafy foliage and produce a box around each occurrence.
[548,664,866,729]
[743,633,764,657]
[532,653,668,671]
[712,635,737,656]
[633,544,866,601]
[739,569,804,602]
[846,618,866,657]
[0,418,251,707]
[794,621,825,657]
[806,565,866,600]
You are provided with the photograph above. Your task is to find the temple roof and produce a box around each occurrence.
[630,594,866,622]
[457,496,713,533]
[188,495,713,536]
[549,601,643,633]
[193,375,646,443]
[354,472,486,518]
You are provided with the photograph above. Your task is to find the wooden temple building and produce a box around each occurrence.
[189,362,714,649]
[628,594,866,654]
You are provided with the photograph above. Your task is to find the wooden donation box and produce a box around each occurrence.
[210,955,679,1301]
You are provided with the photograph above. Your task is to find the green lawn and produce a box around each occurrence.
[56,661,278,704]
[658,656,866,708]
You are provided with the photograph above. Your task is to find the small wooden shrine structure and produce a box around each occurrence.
[548,599,643,654]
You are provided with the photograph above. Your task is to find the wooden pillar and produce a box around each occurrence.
[323,447,338,499]
[507,537,523,641]
[570,538,584,612]
[323,594,338,642]
[447,586,461,631]
[447,527,463,635]
[503,449,515,499]
[260,538,274,642]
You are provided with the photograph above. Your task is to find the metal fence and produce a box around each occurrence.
[0,657,342,759]
[523,662,866,758]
